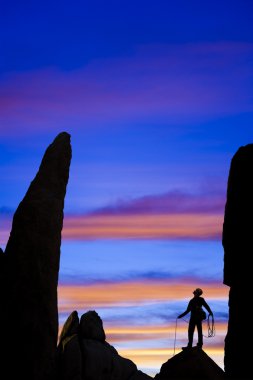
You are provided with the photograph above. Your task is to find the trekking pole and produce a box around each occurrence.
[173,317,190,355]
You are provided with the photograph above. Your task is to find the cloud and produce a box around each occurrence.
[59,270,179,285]
[1,42,252,136]
[62,190,225,241]
[62,213,222,241]
[1,211,222,244]
[88,190,226,215]
[59,270,221,287]
[58,279,229,312]
[0,189,225,244]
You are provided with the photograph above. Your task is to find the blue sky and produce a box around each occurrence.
[1,0,253,375]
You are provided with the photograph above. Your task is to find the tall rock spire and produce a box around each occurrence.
[223,143,253,379]
[1,132,72,380]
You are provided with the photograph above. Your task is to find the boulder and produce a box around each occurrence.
[80,310,106,342]
[155,347,225,380]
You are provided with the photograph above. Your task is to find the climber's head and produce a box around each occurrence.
[193,288,203,296]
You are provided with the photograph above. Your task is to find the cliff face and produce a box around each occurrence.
[0,132,72,380]
[222,144,253,379]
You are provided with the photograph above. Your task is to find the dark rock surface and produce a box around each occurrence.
[222,144,253,379]
[1,132,71,380]
[154,347,225,380]
[80,309,106,342]
[57,311,82,380]
[0,246,4,271]
[57,310,153,380]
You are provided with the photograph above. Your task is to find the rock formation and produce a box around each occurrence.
[57,310,152,380]
[154,347,225,380]
[57,311,82,380]
[80,309,106,342]
[222,144,253,379]
[1,132,71,380]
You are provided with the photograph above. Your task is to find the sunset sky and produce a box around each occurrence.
[1,0,253,376]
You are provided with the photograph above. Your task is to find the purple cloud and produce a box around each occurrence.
[88,189,226,216]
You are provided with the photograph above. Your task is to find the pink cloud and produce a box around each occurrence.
[1,209,222,244]
[58,279,228,311]
[0,42,252,136]
[61,189,225,241]
[62,213,222,241]
[0,190,225,245]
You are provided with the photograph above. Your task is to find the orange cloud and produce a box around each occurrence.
[105,321,227,336]
[105,321,227,343]
[58,280,228,311]
[62,213,223,240]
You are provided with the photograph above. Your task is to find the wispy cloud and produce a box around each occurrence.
[105,322,227,344]
[58,279,229,312]
[62,213,222,240]
[59,270,213,286]
[1,212,222,244]
[1,42,252,136]
[88,190,226,215]
[62,189,225,240]
[1,190,225,244]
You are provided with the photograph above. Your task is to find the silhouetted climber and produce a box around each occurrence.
[178,288,213,349]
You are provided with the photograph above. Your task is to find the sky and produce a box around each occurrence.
[1,0,253,376]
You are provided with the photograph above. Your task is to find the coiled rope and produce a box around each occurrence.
[205,314,215,338]
[173,314,215,356]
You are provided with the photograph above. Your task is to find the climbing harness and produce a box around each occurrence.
[173,314,215,356]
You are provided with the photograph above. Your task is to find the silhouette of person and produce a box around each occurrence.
[178,288,213,349]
